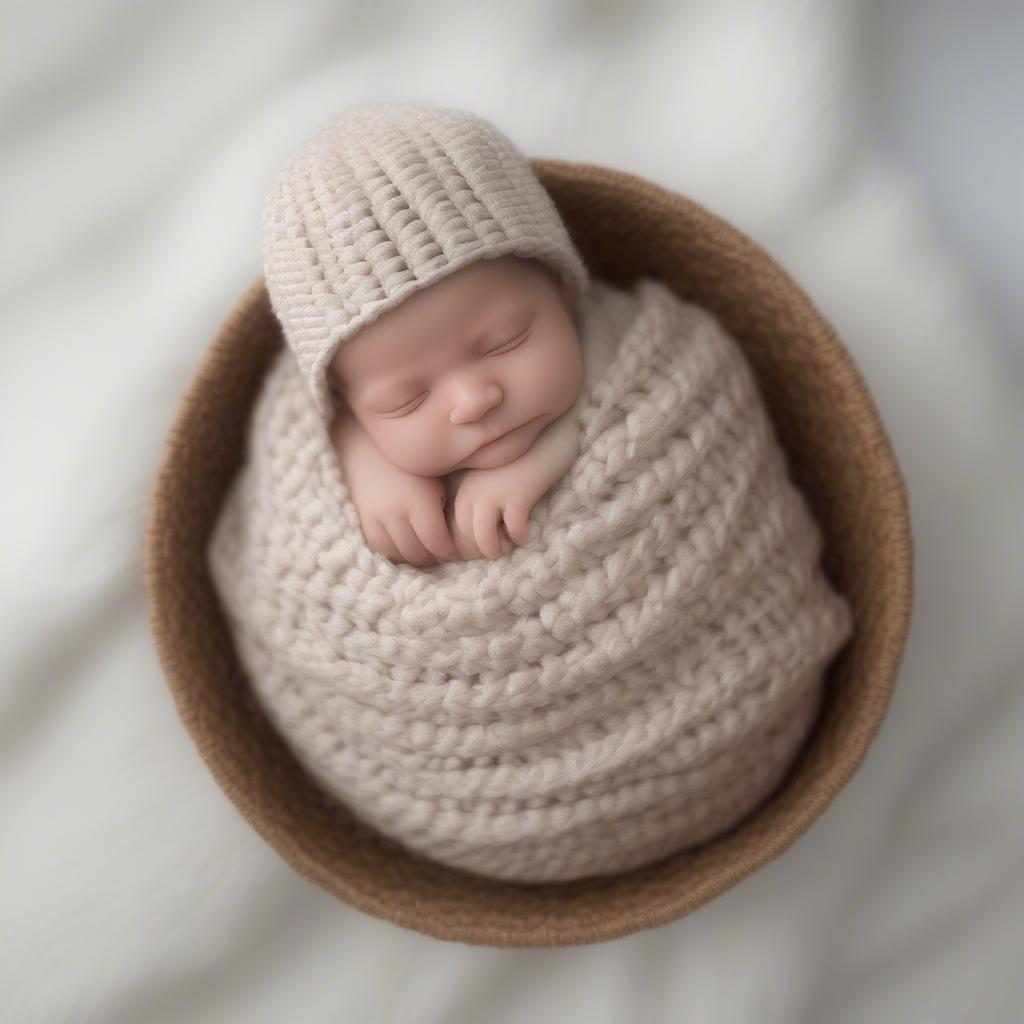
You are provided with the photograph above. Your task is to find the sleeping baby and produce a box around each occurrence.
[208,101,854,884]
[327,252,584,567]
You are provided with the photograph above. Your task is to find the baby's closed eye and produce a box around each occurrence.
[378,329,530,417]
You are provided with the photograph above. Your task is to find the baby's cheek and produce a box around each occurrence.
[537,343,581,409]
[381,419,448,476]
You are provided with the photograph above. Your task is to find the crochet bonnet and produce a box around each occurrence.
[261,101,591,424]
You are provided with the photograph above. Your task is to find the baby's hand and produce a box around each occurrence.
[359,473,457,568]
[332,409,458,567]
[440,411,579,561]
[445,465,536,561]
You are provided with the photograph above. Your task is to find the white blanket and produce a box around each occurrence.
[4,2,1022,1021]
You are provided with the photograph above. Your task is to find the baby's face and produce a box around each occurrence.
[329,255,583,477]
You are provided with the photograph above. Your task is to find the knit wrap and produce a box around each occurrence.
[207,275,854,884]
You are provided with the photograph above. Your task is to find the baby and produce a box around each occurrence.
[214,99,856,884]
[327,253,584,567]
[261,100,594,571]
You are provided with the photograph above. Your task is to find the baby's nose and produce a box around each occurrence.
[450,383,502,425]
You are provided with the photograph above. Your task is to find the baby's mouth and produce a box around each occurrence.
[476,415,539,452]
[452,416,535,469]
[478,426,514,449]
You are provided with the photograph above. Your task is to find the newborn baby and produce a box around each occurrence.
[207,100,855,884]
[327,253,583,567]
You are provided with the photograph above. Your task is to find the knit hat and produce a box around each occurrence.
[261,101,592,424]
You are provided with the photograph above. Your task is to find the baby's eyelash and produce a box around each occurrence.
[390,395,426,415]
[486,330,528,355]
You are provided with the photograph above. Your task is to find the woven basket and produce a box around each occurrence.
[144,160,913,948]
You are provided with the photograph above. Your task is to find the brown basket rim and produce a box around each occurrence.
[144,158,913,946]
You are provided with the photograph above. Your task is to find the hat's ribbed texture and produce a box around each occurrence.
[261,102,591,424]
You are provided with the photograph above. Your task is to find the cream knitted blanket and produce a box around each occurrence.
[207,275,854,884]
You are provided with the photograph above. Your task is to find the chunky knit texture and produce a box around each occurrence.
[206,274,855,884]
[261,101,590,426]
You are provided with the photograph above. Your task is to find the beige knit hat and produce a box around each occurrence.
[261,101,592,423]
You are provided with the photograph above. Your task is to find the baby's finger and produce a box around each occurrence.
[452,525,481,561]
[410,504,459,562]
[384,515,436,567]
[362,519,403,564]
[453,498,485,560]
[473,500,503,560]
[502,503,532,547]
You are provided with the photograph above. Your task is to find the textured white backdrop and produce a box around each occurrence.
[3,2,1022,1022]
